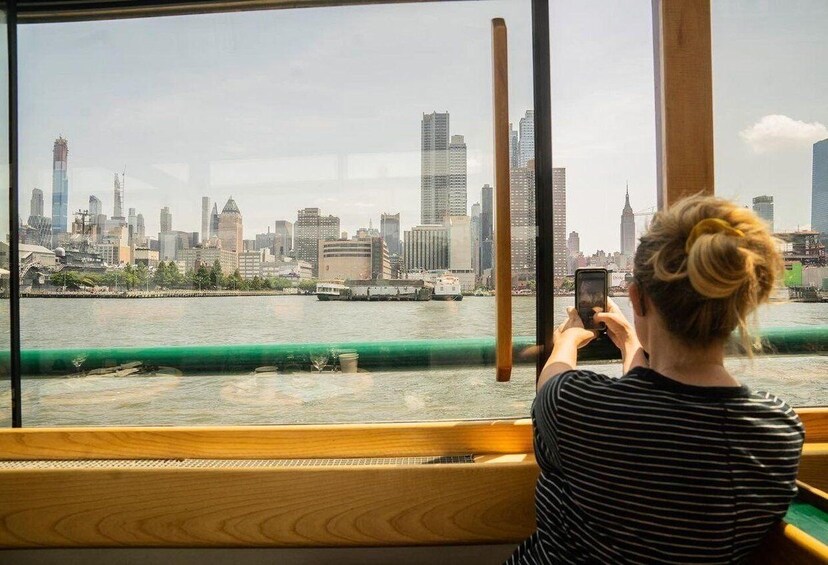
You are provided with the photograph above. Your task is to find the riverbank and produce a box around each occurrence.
[21,289,304,298]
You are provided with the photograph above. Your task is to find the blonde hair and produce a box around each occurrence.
[633,195,782,352]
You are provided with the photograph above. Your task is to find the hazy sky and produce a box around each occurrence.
[16,0,828,254]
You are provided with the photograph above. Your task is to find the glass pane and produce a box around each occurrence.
[18,1,539,426]
[712,1,828,406]
[0,8,9,427]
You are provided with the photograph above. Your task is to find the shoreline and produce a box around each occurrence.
[21,290,307,299]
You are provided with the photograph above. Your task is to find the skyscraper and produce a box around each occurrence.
[471,202,481,276]
[480,184,493,272]
[448,135,468,216]
[136,213,146,241]
[518,110,535,168]
[218,197,244,254]
[274,220,293,256]
[509,124,519,170]
[30,188,44,219]
[51,136,69,237]
[448,215,472,272]
[752,195,774,232]
[113,173,125,220]
[811,139,828,242]
[201,197,211,245]
[553,168,567,279]
[421,111,450,224]
[620,184,636,258]
[210,203,220,239]
[128,207,137,232]
[567,231,580,256]
[88,195,102,217]
[403,224,449,272]
[295,208,340,276]
[511,161,536,276]
[160,206,172,233]
[380,213,401,256]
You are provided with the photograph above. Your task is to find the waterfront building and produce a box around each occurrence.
[448,215,472,272]
[553,167,567,279]
[421,111,450,224]
[274,220,293,256]
[158,230,193,262]
[133,247,159,268]
[239,249,264,280]
[448,135,468,216]
[260,256,313,280]
[471,203,481,277]
[380,213,401,256]
[775,231,826,267]
[518,110,534,168]
[318,237,390,281]
[812,138,828,244]
[210,203,219,238]
[621,185,636,258]
[295,208,340,276]
[752,195,774,232]
[112,173,125,220]
[480,184,493,273]
[511,161,536,277]
[201,197,211,245]
[51,136,69,239]
[97,241,131,266]
[160,207,172,233]
[218,197,244,254]
[180,246,238,275]
[403,224,449,272]
[29,188,44,220]
[1,242,57,270]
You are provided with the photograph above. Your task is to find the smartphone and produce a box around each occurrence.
[575,268,608,330]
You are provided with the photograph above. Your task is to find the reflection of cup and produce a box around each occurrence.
[339,353,359,374]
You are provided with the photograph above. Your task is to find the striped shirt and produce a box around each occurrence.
[506,367,804,564]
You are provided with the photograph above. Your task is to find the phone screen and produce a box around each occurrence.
[577,271,607,330]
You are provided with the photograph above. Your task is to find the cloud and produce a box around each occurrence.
[740,114,828,153]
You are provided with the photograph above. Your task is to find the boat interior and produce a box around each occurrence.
[1,1,827,564]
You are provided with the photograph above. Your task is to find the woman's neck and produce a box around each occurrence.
[646,332,740,388]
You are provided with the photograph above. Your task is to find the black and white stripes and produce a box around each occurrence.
[507,368,804,564]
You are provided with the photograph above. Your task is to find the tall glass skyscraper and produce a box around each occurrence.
[421,111,450,225]
[51,137,69,237]
[812,139,828,242]
[620,185,636,258]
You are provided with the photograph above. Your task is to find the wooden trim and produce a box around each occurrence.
[799,408,828,443]
[492,17,512,382]
[750,521,828,564]
[0,457,539,548]
[798,443,828,492]
[652,0,714,208]
[0,420,534,461]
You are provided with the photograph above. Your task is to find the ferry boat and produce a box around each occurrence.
[316,279,432,301]
[432,273,463,301]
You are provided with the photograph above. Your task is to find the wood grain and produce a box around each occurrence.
[798,443,828,492]
[0,458,539,548]
[492,17,512,383]
[0,420,534,461]
[799,408,828,443]
[652,0,715,208]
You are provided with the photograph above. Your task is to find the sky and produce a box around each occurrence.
[14,0,828,254]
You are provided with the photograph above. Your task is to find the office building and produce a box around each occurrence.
[511,161,536,276]
[295,208,340,275]
[210,203,219,239]
[447,215,472,272]
[403,224,449,272]
[255,230,277,255]
[448,135,467,216]
[218,197,244,254]
[380,213,401,256]
[201,197,211,245]
[128,207,137,235]
[752,195,774,232]
[509,124,519,170]
[88,195,102,217]
[113,173,125,220]
[471,202,481,276]
[518,110,535,168]
[136,213,146,243]
[567,231,580,256]
[30,188,43,219]
[239,249,265,280]
[274,220,293,256]
[421,111,450,224]
[179,246,238,275]
[318,237,391,281]
[812,139,828,243]
[620,185,636,258]
[160,207,172,233]
[51,136,69,237]
[480,184,493,273]
[553,168,567,279]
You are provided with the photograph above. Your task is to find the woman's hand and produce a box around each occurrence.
[554,307,597,349]
[593,299,647,373]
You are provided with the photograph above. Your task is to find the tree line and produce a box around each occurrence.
[48,260,317,292]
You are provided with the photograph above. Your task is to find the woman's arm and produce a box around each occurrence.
[593,299,647,374]
[537,308,596,391]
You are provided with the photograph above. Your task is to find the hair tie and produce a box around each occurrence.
[685,218,744,253]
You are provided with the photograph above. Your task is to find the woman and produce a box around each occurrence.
[507,195,804,564]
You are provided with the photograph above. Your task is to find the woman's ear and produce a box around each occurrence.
[630,281,646,317]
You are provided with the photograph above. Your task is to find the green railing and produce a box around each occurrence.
[12,326,828,377]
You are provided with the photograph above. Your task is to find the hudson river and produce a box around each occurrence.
[1,296,826,426]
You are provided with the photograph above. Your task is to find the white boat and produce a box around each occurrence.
[432,274,463,301]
